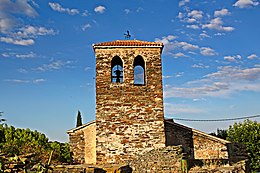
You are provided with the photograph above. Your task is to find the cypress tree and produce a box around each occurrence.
[76,110,82,127]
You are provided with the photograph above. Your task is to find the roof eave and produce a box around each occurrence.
[66,120,96,134]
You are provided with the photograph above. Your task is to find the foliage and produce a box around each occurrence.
[0,126,49,156]
[0,125,72,167]
[0,112,5,124]
[76,110,83,127]
[227,119,260,171]
[209,129,228,140]
[0,112,5,144]
[50,141,72,164]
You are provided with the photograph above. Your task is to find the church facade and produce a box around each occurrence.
[67,40,246,165]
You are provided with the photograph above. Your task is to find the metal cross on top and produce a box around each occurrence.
[124,30,131,40]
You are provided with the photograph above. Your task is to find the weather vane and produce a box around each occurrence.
[124,30,131,40]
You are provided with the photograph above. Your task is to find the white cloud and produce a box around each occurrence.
[82,10,89,16]
[192,63,210,69]
[177,12,184,19]
[82,23,91,31]
[5,79,30,83]
[164,103,204,115]
[15,26,56,38]
[233,0,259,8]
[202,17,234,32]
[0,37,34,46]
[15,52,35,59]
[188,10,203,20]
[155,35,177,45]
[187,25,199,29]
[179,0,190,7]
[172,52,189,58]
[214,9,231,17]
[0,0,38,33]
[176,41,199,51]
[164,66,260,99]
[224,55,242,62]
[247,54,258,60]
[17,68,28,73]
[136,7,144,12]
[94,6,106,14]
[84,67,91,71]
[33,79,46,84]
[163,76,173,79]
[124,9,131,14]
[48,2,79,15]
[35,60,72,72]
[200,47,217,56]
[5,78,46,84]
[0,14,16,33]
[175,72,184,78]
[1,25,56,46]
[199,32,211,39]
[0,0,38,18]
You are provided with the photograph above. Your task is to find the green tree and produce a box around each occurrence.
[227,119,260,171]
[76,110,82,127]
[0,112,6,125]
[209,128,228,140]
[0,125,72,165]
[0,112,5,145]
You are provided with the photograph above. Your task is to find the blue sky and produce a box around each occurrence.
[0,0,259,142]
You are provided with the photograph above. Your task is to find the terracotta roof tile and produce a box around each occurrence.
[93,40,163,48]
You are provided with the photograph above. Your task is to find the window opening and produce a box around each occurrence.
[111,56,123,83]
[134,56,145,85]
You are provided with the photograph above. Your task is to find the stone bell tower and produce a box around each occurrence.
[93,40,165,164]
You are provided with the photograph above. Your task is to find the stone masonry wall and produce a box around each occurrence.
[129,145,184,173]
[165,120,230,160]
[68,130,85,164]
[94,47,165,164]
[83,123,96,164]
[164,120,194,158]
[193,130,229,159]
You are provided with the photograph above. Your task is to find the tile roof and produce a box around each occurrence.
[93,40,163,48]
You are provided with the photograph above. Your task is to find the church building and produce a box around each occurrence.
[67,40,245,165]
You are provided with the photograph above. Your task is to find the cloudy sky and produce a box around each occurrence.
[0,0,259,142]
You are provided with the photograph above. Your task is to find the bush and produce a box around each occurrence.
[227,119,260,171]
[0,125,71,165]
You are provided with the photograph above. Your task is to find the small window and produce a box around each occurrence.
[111,56,123,83]
[134,56,145,85]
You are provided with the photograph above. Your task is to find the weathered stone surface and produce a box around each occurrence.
[50,164,132,173]
[192,129,229,159]
[94,42,166,164]
[67,121,96,164]
[165,119,235,160]
[129,145,184,173]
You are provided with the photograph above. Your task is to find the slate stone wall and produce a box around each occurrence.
[94,47,165,164]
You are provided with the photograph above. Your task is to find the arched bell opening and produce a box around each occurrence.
[111,56,123,83]
[134,55,145,85]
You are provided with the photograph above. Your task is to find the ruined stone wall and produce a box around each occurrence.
[165,121,231,160]
[193,130,229,159]
[68,130,85,164]
[94,47,165,164]
[164,121,194,158]
[129,145,184,173]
